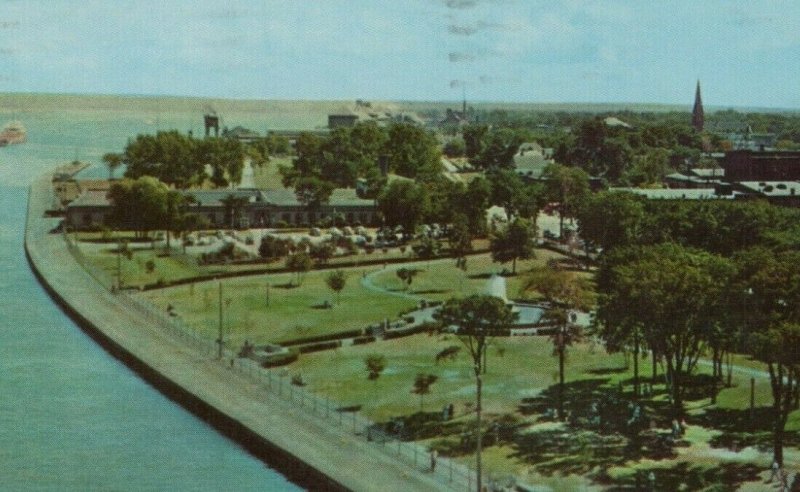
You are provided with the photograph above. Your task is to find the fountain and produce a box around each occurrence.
[484,274,547,331]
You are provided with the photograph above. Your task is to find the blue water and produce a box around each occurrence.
[0,108,301,490]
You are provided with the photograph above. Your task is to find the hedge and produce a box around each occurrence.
[298,340,342,353]
[352,335,376,346]
[278,328,364,347]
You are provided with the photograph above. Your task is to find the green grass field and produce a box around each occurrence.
[141,266,417,346]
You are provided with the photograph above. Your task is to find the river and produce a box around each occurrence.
[0,105,302,490]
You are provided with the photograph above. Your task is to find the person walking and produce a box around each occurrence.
[430,449,438,473]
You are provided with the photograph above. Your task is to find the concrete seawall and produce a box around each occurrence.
[25,173,453,492]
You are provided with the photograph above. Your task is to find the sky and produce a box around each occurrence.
[0,0,799,109]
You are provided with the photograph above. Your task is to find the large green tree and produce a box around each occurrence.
[377,180,429,232]
[731,247,800,465]
[521,265,593,417]
[490,218,536,274]
[596,244,733,415]
[122,130,203,188]
[576,191,646,253]
[543,164,590,239]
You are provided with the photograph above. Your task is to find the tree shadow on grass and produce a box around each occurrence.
[689,406,800,451]
[273,282,299,289]
[412,289,451,295]
[513,379,680,479]
[600,461,761,491]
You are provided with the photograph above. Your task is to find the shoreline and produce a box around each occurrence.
[24,172,454,492]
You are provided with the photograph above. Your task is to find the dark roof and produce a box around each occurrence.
[185,189,261,207]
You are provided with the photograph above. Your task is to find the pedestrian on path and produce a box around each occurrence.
[769,460,781,483]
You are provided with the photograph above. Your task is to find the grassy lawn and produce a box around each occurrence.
[140,266,417,346]
[369,250,581,303]
[252,156,291,189]
[285,333,798,488]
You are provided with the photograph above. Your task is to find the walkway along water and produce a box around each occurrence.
[25,172,480,492]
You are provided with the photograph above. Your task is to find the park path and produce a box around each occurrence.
[25,173,461,492]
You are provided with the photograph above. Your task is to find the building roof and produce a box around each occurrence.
[603,117,633,129]
[260,188,374,207]
[68,190,111,208]
[737,181,800,197]
[610,187,732,200]
[690,168,725,178]
[185,189,262,207]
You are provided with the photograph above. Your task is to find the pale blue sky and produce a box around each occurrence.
[0,1,798,108]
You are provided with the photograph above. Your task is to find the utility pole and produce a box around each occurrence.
[217,281,223,359]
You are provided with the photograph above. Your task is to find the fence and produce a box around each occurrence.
[58,233,521,491]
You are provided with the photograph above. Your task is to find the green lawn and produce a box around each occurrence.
[252,156,291,189]
[141,266,417,346]
[369,250,580,304]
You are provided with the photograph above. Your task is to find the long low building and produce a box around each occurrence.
[65,186,378,230]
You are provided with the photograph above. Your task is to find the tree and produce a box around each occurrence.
[576,191,646,253]
[447,214,472,269]
[220,194,250,229]
[521,265,593,418]
[123,130,202,188]
[490,218,535,274]
[474,128,523,170]
[412,235,441,262]
[412,374,439,411]
[259,235,289,262]
[459,177,492,237]
[107,177,169,239]
[596,244,733,415]
[285,252,312,286]
[103,152,123,180]
[311,241,336,265]
[325,270,347,304]
[396,267,421,291]
[195,137,246,188]
[294,176,335,217]
[365,354,387,380]
[443,137,466,157]
[462,124,488,159]
[434,295,517,492]
[383,123,441,180]
[731,247,800,465]
[543,164,590,239]
[377,180,429,232]
[486,169,525,218]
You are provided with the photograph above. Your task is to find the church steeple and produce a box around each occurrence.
[692,80,704,132]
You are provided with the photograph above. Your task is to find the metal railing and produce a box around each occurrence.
[59,232,540,492]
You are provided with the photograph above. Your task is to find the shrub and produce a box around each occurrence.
[365,354,387,380]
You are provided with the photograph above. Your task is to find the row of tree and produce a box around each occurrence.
[279,122,441,201]
[104,130,288,189]
[583,194,800,466]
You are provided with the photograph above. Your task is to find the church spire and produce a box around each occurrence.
[692,80,704,132]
